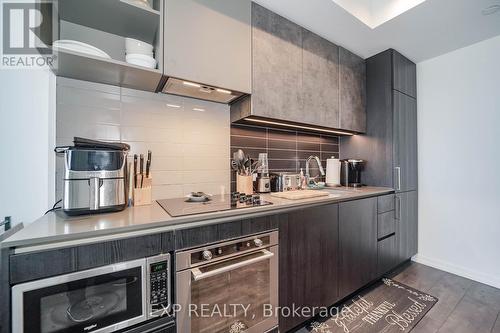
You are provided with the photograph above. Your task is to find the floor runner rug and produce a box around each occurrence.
[297,278,438,333]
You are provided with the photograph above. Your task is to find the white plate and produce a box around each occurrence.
[53,40,111,59]
[126,54,157,69]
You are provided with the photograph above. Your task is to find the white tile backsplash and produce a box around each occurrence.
[56,77,231,200]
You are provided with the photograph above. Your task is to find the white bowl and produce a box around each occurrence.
[125,38,153,54]
[126,54,157,69]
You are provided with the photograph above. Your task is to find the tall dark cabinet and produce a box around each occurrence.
[341,49,418,269]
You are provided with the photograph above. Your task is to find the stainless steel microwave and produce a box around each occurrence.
[12,253,171,333]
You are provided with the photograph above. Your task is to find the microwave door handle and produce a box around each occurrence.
[191,250,274,282]
[89,177,101,210]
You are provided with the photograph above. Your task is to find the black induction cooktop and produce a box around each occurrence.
[157,193,272,217]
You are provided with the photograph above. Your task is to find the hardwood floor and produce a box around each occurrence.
[389,262,500,333]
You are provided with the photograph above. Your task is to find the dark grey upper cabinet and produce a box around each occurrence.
[338,197,377,298]
[279,204,339,332]
[341,50,393,186]
[394,91,418,192]
[302,29,340,128]
[164,0,252,93]
[396,190,418,262]
[339,47,367,133]
[393,50,417,98]
[250,3,304,122]
[341,49,417,192]
[231,4,366,133]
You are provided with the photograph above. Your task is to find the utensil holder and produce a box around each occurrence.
[237,174,253,195]
[133,176,152,206]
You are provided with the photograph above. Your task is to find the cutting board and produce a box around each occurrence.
[271,190,330,200]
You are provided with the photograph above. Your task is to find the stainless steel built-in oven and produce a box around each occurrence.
[176,231,278,333]
[12,253,171,333]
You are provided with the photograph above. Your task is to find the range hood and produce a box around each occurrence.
[161,77,245,104]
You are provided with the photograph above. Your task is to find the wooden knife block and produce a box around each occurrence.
[133,176,152,206]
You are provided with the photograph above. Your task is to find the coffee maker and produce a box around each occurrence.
[341,159,365,188]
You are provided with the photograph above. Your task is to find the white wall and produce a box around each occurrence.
[55,78,230,201]
[415,35,500,288]
[0,69,56,226]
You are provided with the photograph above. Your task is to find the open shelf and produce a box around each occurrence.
[58,0,161,44]
[51,48,163,92]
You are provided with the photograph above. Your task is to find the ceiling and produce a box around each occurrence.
[332,0,427,29]
[253,0,500,62]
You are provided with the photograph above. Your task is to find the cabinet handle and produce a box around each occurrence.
[395,167,401,191]
[191,250,274,281]
[395,196,401,220]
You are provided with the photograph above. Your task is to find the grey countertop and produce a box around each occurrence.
[2,187,393,250]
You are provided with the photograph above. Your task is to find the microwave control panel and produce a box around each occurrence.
[147,254,171,317]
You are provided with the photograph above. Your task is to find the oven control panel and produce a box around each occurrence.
[190,235,271,265]
[147,254,171,318]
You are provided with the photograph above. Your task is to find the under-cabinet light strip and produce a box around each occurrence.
[245,118,355,136]
[183,81,201,88]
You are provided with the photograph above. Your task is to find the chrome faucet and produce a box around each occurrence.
[305,156,325,187]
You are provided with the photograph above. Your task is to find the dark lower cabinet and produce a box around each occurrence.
[279,204,339,332]
[338,197,378,298]
[396,191,418,262]
[377,235,398,275]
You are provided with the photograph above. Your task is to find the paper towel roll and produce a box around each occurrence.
[326,157,341,187]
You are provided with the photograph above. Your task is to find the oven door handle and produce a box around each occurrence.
[191,250,274,281]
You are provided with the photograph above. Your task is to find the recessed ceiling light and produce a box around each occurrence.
[193,108,205,112]
[482,4,500,15]
[166,104,181,108]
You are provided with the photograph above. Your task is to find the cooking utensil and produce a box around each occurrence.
[251,161,262,174]
[231,160,239,172]
[236,149,245,162]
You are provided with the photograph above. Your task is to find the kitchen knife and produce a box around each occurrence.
[133,155,138,189]
[140,154,144,188]
[146,150,152,178]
